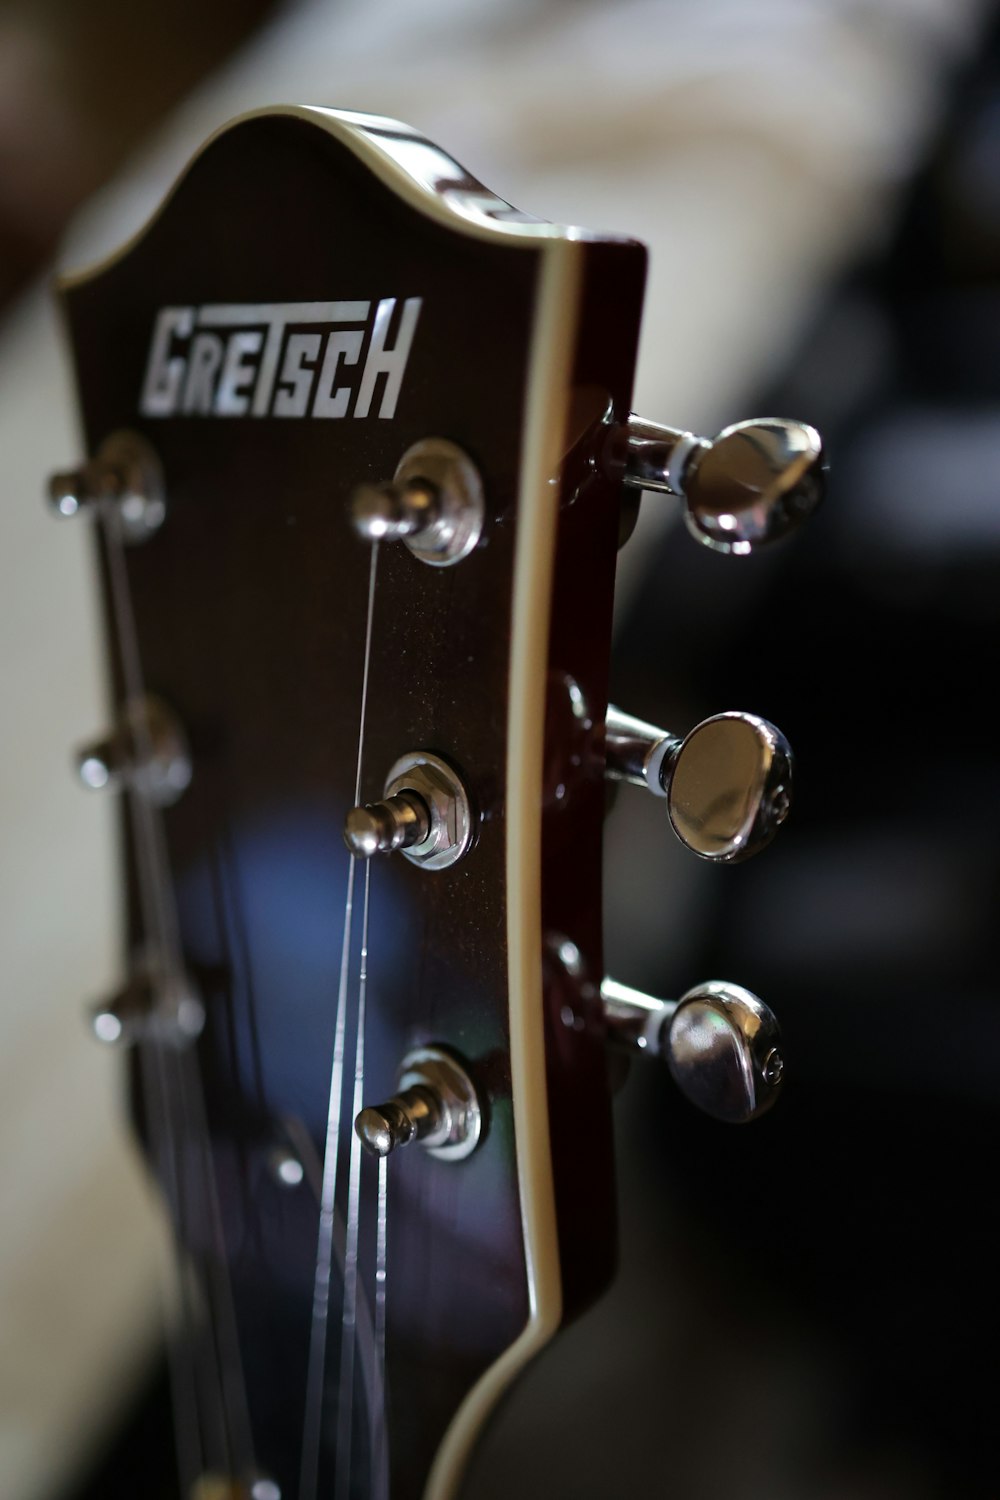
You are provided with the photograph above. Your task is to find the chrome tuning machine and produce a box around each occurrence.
[605,704,792,863]
[622,414,824,554]
[343,751,474,871]
[89,968,204,1050]
[75,694,191,807]
[47,429,165,542]
[350,437,484,566]
[601,977,784,1124]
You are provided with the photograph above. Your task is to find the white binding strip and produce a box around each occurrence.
[56,106,616,294]
[425,235,581,1500]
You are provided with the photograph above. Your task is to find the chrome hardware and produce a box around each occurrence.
[605,705,792,863]
[344,751,474,871]
[600,977,783,1123]
[90,970,204,1050]
[355,1045,482,1161]
[623,415,823,554]
[76,694,192,807]
[343,790,430,858]
[605,705,680,798]
[250,1482,281,1500]
[350,437,484,565]
[266,1147,305,1189]
[190,1477,281,1500]
[249,1484,281,1500]
[48,429,166,542]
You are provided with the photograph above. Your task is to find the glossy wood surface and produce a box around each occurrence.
[59,111,645,1497]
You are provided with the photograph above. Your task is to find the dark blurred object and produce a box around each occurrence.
[63,1364,176,1500]
[606,16,1000,1500]
[0,0,278,310]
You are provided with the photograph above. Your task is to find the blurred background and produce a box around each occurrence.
[1,0,999,1497]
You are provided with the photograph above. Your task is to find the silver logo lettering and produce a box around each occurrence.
[139,298,422,419]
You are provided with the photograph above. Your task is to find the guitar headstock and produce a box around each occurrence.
[50,107,823,1500]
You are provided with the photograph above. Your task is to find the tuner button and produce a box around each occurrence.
[599,977,783,1123]
[604,705,792,862]
[666,712,792,863]
[622,415,824,554]
[349,437,484,566]
[666,981,784,1124]
[683,418,824,554]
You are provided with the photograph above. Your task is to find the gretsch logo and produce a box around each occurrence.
[139,297,421,420]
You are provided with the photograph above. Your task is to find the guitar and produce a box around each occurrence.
[48,106,823,1500]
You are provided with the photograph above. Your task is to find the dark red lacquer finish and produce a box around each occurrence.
[58,109,646,1498]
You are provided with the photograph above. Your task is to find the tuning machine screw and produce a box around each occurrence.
[48,429,165,542]
[266,1147,305,1190]
[350,437,484,566]
[601,977,783,1123]
[355,1045,482,1161]
[76,694,191,807]
[622,414,824,554]
[344,751,474,870]
[605,705,792,862]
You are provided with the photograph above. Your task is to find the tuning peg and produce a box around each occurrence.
[75,694,191,807]
[622,415,823,554]
[47,430,165,542]
[605,705,791,862]
[350,437,484,566]
[89,970,204,1049]
[343,750,474,871]
[355,1046,482,1161]
[601,977,783,1123]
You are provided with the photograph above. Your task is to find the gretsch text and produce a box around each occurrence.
[139,297,422,420]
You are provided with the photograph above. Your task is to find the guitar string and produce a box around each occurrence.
[174,1040,258,1473]
[140,733,256,1478]
[298,843,356,1500]
[207,842,267,1267]
[300,537,380,1500]
[99,498,207,1489]
[334,853,373,1500]
[99,498,257,1486]
[375,1155,388,1373]
[287,1119,385,1500]
[168,1046,234,1475]
[134,1015,205,1488]
[370,1151,390,1500]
